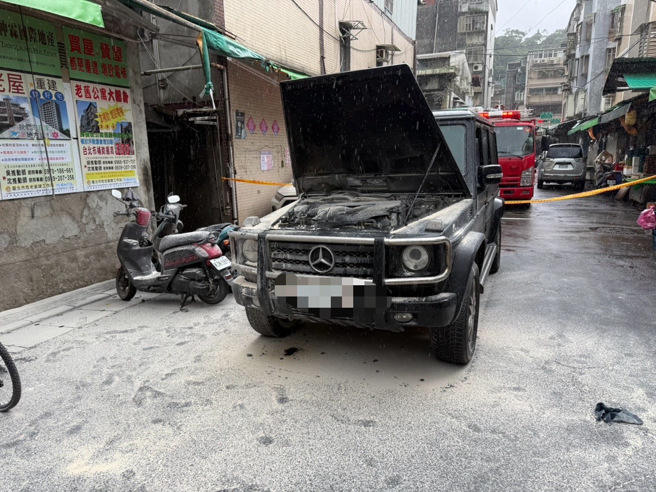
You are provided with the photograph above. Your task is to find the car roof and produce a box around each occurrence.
[432,109,494,127]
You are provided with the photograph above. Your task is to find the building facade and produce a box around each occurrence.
[525,48,566,121]
[562,0,621,119]
[503,59,527,111]
[416,51,473,109]
[416,0,497,107]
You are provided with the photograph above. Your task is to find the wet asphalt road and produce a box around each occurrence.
[2,187,655,491]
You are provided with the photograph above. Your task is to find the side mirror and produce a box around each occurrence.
[167,195,181,204]
[111,189,122,200]
[479,164,503,186]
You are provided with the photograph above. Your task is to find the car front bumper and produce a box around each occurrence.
[232,275,457,332]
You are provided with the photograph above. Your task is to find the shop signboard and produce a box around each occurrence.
[63,27,129,88]
[0,9,60,76]
[72,81,138,191]
[0,70,81,199]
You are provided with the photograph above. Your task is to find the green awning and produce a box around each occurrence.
[1,0,104,28]
[198,28,307,94]
[568,117,599,135]
[623,73,656,90]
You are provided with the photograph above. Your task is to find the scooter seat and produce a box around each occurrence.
[159,231,210,251]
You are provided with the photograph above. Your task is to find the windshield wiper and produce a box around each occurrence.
[405,144,441,223]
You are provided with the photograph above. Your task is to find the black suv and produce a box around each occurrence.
[230,65,503,364]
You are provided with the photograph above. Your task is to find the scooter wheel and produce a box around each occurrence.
[198,278,229,305]
[116,267,136,301]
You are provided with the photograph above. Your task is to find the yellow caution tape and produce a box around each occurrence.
[220,175,656,204]
[222,177,289,187]
[506,175,656,205]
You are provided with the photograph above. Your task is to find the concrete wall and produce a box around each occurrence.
[0,20,153,311]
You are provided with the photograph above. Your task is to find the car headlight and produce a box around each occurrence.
[242,239,258,263]
[274,192,284,201]
[520,168,533,187]
[402,245,430,272]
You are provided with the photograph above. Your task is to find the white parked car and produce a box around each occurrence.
[271,183,298,211]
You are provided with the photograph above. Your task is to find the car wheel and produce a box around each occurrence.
[574,180,585,191]
[430,263,480,364]
[246,308,300,337]
[537,179,544,189]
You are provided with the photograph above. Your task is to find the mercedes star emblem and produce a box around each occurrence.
[308,245,336,273]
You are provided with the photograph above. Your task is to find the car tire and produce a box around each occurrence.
[574,180,585,191]
[246,308,300,337]
[537,179,544,189]
[430,263,480,364]
[490,223,501,274]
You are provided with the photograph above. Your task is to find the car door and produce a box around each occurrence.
[475,125,496,240]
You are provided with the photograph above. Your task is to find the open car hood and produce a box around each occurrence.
[280,65,470,196]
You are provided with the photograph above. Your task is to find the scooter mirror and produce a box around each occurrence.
[111,189,122,200]
[167,195,181,204]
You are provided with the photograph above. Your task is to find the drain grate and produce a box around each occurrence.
[590,226,644,236]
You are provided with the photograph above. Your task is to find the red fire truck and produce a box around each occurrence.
[479,110,536,205]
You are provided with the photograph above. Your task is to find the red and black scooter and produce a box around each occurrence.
[112,189,232,306]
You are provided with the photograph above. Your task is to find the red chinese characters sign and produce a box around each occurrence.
[63,27,129,88]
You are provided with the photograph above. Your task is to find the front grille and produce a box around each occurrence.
[268,241,374,279]
[500,177,520,187]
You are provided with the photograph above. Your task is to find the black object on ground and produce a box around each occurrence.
[595,402,643,425]
[283,347,299,356]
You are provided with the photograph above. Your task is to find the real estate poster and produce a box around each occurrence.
[72,81,138,191]
[63,26,129,88]
[0,70,81,199]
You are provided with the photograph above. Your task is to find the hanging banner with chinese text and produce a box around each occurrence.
[72,81,138,190]
[63,27,129,87]
[0,70,81,199]
[0,9,60,76]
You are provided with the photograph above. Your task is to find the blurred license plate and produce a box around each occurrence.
[555,164,572,170]
[210,256,231,270]
[274,273,388,314]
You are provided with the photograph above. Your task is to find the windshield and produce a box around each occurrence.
[547,146,583,158]
[438,124,467,175]
[495,125,535,157]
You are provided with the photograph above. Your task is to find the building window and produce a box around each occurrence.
[605,47,616,69]
[585,18,593,42]
[339,23,351,72]
[385,0,393,15]
[581,55,589,76]
[458,14,486,33]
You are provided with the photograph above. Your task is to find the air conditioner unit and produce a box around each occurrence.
[472,63,483,72]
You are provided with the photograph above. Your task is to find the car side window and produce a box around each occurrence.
[488,130,498,164]
[479,127,489,167]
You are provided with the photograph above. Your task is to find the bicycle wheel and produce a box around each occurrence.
[0,342,21,412]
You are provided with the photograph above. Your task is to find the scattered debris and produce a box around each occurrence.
[595,402,643,425]
[283,347,299,356]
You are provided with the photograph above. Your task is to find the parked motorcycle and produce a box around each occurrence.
[150,196,235,258]
[112,189,233,306]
